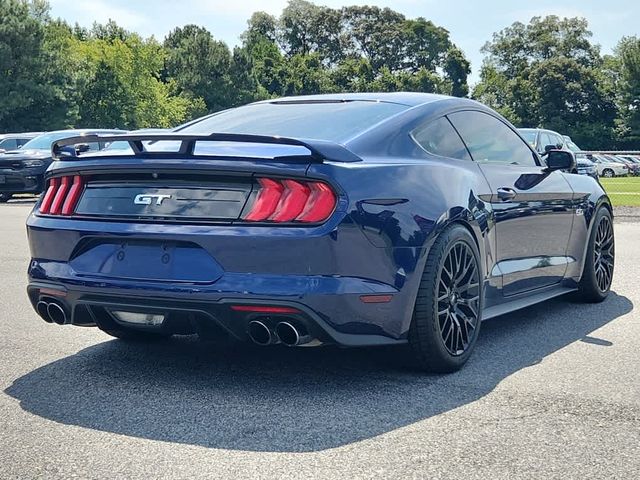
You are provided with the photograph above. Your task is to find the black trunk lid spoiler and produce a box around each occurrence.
[51,132,362,163]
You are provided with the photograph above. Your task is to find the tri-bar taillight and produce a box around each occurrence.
[243,178,336,223]
[40,176,85,215]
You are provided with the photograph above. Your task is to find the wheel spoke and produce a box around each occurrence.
[435,240,480,357]
[593,215,615,293]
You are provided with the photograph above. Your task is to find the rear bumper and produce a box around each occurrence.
[27,279,406,347]
[26,213,425,346]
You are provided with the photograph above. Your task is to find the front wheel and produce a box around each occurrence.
[576,207,615,303]
[0,193,12,203]
[408,225,482,373]
[602,169,614,178]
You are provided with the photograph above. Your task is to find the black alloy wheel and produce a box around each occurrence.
[577,207,615,303]
[437,241,481,356]
[593,214,615,292]
[409,224,483,372]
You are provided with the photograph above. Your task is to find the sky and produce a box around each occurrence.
[48,0,640,84]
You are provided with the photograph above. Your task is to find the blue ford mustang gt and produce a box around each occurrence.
[26,93,615,372]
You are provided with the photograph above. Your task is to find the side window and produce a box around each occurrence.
[0,139,17,150]
[539,132,554,153]
[411,116,471,161]
[448,111,538,166]
[551,133,564,149]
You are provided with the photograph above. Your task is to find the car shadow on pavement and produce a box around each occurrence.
[5,292,632,453]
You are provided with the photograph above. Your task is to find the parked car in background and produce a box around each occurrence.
[608,155,639,176]
[614,155,640,176]
[518,128,598,179]
[589,154,628,178]
[559,135,599,180]
[0,132,43,153]
[518,128,565,154]
[0,129,122,202]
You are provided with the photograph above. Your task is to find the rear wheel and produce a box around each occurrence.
[0,193,12,203]
[408,225,482,373]
[577,207,615,302]
[602,169,614,178]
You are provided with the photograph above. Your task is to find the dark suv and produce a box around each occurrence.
[0,129,121,202]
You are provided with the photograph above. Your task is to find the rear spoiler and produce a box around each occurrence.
[51,132,363,163]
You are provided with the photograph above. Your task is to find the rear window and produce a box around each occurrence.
[180,101,409,143]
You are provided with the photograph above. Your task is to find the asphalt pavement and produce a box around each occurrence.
[0,200,638,479]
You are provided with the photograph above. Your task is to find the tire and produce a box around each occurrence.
[576,207,615,303]
[408,224,482,373]
[98,325,170,342]
[0,193,12,203]
[602,169,614,178]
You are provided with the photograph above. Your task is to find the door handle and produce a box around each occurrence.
[497,187,517,201]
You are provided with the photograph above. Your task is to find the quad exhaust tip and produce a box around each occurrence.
[36,301,53,323]
[275,322,301,347]
[36,300,68,325]
[247,320,274,346]
[47,302,68,325]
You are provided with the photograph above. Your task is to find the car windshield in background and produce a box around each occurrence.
[180,101,409,143]
[21,132,81,150]
[518,129,537,145]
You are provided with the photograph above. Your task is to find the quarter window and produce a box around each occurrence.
[411,116,471,161]
[448,111,538,166]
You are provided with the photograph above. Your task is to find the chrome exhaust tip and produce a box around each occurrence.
[36,301,53,323]
[247,320,274,346]
[275,322,314,347]
[47,302,68,325]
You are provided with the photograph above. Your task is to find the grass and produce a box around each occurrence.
[599,177,640,206]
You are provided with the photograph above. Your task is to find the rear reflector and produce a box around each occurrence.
[40,175,86,216]
[230,305,301,314]
[359,294,394,304]
[243,178,336,223]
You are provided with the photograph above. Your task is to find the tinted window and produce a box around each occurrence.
[180,101,409,143]
[0,138,17,150]
[411,117,471,161]
[448,111,537,166]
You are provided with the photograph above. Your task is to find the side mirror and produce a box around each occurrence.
[546,149,576,172]
[544,144,556,153]
[75,143,91,154]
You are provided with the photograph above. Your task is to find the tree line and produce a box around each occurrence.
[1,0,639,149]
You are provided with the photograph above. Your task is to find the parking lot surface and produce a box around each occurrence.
[0,201,639,479]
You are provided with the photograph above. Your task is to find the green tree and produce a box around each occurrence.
[0,0,76,131]
[612,36,640,148]
[474,16,616,148]
[163,25,234,111]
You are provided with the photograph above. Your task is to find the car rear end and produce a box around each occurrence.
[26,133,411,348]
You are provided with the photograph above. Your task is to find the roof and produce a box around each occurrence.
[256,92,454,107]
